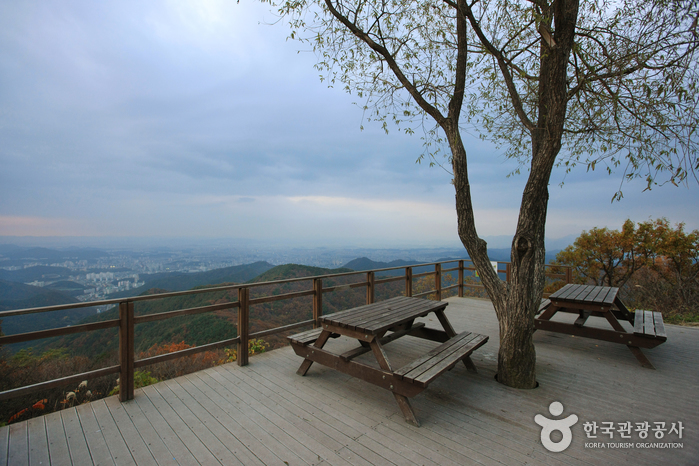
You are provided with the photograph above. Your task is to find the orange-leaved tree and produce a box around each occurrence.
[554,219,654,288]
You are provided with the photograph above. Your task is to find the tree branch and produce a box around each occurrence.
[323,0,447,126]
[458,1,536,131]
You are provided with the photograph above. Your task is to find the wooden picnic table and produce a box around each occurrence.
[288,296,488,426]
[536,284,667,369]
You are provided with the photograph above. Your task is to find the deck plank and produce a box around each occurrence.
[7,421,28,466]
[44,411,72,466]
[74,402,115,466]
[0,423,8,466]
[26,416,50,466]
[61,407,92,465]
[217,363,360,464]
[175,374,275,465]
[90,399,136,466]
[193,369,310,465]
[184,371,293,466]
[209,365,350,465]
[130,388,198,465]
[117,394,177,466]
[103,396,158,466]
[150,380,242,466]
[161,377,263,466]
[139,384,220,465]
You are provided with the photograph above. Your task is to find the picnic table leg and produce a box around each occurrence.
[435,310,456,338]
[462,356,478,373]
[393,394,420,427]
[603,312,628,333]
[369,337,421,426]
[296,330,332,376]
[435,309,477,372]
[628,346,656,370]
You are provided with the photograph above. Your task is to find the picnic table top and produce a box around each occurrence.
[549,283,619,306]
[319,296,448,335]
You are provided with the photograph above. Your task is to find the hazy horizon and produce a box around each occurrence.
[0,233,577,253]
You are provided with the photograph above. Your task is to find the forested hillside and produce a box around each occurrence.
[0,279,95,337]
[0,266,73,283]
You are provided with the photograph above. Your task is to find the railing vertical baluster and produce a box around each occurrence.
[313,278,323,328]
[238,287,249,366]
[458,260,464,297]
[435,263,442,301]
[566,266,573,284]
[119,301,134,402]
[367,271,375,304]
[405,267,412,297]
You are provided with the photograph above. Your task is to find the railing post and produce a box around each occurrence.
[566,266,573,284]
[313,278,323,328]
[119,301,134,402]
[367,271,375,304]
[238,287,249,366]
[435,263,442,301]
[458,260,464,297]
[506,262,512,283]
[405,267,413,297]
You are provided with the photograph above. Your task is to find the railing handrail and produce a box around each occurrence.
[0,259,572,403]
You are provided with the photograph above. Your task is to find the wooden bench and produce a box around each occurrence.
[394,331,489,388]
[633,310,667,342]
[289,328,339,346]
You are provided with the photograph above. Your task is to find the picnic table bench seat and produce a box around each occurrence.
[289,328,339,346]
[394,331,488,388]
[633,310,667,342]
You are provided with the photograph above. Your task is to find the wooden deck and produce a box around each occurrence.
[2,296,698,465]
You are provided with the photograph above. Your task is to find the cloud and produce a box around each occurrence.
[0,0,697,248]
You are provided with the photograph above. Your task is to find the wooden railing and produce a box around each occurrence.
[0,260,571,403]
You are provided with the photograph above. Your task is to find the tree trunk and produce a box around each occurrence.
[447,0,580,389]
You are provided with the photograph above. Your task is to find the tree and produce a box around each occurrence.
[267,0,699,388]
[555,219,651,287]
[639,218,699,310]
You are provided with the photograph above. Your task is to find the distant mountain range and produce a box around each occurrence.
[342,257,469,277]
[0,245,110,267]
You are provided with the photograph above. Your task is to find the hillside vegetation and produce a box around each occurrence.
[0,280,95,338]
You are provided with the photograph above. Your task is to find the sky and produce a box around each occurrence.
[1,0,698,250]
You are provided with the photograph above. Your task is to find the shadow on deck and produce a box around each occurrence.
[2,297,697,465]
